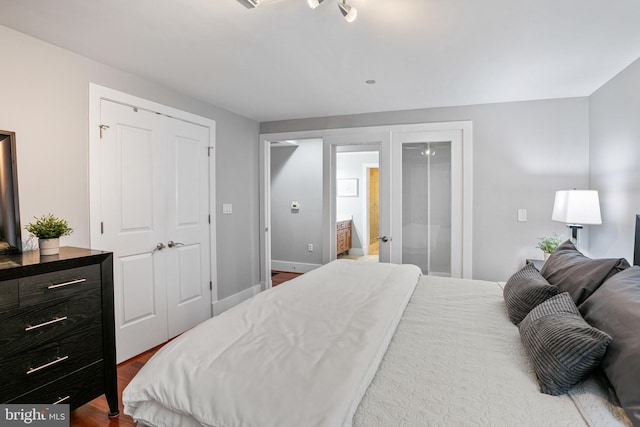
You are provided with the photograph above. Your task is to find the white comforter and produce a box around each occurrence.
[123,260,421,427]
[354,276,592,426]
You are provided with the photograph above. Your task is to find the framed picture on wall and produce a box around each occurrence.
[337,178,358,197]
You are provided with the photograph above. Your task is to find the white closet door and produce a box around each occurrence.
[100,100,168,362]
[100,100,212,363]
[165,118,212,338]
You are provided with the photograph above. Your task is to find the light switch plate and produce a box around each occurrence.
[223,203,232,214]
[517,209,527,222]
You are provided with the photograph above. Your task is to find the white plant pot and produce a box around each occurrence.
[39,238,60,255]
[543,252,551,261]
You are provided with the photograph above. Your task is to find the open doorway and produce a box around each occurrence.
[269,138,323,285]
[336,148,380,262]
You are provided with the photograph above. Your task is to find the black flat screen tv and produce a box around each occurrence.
[0,130,22,253]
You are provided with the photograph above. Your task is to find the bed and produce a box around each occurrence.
[123,247,639,427]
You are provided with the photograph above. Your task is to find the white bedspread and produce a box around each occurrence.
[123,260,421,427]
[353,276,594,427]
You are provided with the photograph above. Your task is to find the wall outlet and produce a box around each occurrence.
[307,243,313,252]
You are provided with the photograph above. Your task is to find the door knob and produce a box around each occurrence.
[153,242,166,252]
[375,236,390,243]
[167,240,184,248]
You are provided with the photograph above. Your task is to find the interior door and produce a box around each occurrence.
[165,119,212,338]
[389,130,463,277]
[100,100,212,362]
[324,132,391,264]
[100,100,168,362]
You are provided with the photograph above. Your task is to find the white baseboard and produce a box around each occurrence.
[271,260,322,274]
[212,283,262,316]
[349,248,364,256]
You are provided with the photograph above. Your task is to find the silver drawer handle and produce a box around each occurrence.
[48,278,86,289]
[26,355,69,375]
[53,396,70,405]
[25,316,68,331]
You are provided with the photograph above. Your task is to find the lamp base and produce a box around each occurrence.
[566,224,583,245]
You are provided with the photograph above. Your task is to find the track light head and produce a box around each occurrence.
[237,0,259,8]
[307,0,324,9]
[337,0,357,22]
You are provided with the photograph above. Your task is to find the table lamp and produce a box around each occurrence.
[552,190,602,245]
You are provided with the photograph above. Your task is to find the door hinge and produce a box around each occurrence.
[99,124,110,139]
[208,146,214,157]
[209,281,213,290]
[208,214,211,224]
[100,222,104,234]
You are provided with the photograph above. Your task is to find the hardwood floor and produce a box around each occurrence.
[70,345,162,427]
[271,270,303,286]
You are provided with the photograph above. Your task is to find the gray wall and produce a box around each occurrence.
[0,25,260,300]
[262,97,590,281]
[270,139,323,268]
[589,57,640,262]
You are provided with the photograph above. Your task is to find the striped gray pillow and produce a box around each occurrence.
[518,292,612,396]
[504,263,558,325]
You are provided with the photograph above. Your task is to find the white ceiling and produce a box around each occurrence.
[1,0,640,122]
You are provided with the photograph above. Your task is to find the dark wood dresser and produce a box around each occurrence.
[0,247,119,417]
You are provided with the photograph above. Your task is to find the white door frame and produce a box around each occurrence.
[88,83,218,303]
[260,120,473,283]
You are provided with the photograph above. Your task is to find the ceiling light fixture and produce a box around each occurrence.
[238,0,357,22]
[337,0,357,22]
[307,0,324,9]
[237,0,259,8]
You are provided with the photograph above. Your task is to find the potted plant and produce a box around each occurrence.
[25,214,73,255]
[536,232,563,260]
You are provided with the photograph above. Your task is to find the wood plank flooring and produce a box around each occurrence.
[70,345,161,427]
[71,273,302,426]
[271,270,303,286]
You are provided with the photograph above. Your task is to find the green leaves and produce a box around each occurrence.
[536,232,563,254]
[25,214,74,239]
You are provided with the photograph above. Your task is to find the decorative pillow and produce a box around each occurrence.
[579,267,640,426]
[518,292,612,396]
[540,240,630,305]
[503,263,558,325]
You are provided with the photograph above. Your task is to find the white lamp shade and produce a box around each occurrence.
[552,190,602,225]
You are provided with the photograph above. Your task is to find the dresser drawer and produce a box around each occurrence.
[0,279,19,311]
[19,265,100,306]
[0,288,101,357]
[7,360,104,409]
[337,220,351,230]
[0,322,103,402]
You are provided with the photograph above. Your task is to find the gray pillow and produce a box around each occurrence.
[579,267,640,426]
[503,263,558,325]
[519,292,612,396]
[540,240,630,305]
